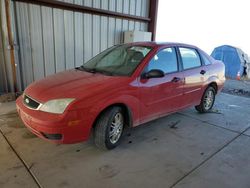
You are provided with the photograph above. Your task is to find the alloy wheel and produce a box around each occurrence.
[109,112,124,144]
[203,90,214,110]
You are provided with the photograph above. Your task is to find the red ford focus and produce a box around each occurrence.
[16,42,225,149]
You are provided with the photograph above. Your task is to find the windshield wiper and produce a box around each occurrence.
[75,66,96,73]
[75,66,113,76]
[85,68,97,73]
[95,69,113,76]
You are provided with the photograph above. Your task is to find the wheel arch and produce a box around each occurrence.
[204,75,219,94]
[92,103,133,130]
[208,82,218,94]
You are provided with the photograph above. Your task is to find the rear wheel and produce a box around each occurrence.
[94,107,124,150]
[195,86,216,113]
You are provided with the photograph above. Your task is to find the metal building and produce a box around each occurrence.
[0,0,158,94]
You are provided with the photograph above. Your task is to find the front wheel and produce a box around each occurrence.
[195,86,216,113]
[94,107,124,150]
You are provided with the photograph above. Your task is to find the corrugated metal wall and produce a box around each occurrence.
[13,0,150,91]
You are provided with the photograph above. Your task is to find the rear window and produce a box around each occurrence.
[200,52,212,65]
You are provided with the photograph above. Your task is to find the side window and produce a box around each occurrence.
[200,52,212,65]
[179,48,201,69]
[146,47,178,74]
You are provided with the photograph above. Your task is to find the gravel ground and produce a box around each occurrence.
[222,79,250,98]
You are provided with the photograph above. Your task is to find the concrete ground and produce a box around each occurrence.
[1,93,250,188]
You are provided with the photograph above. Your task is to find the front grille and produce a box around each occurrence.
[23,95,40,109]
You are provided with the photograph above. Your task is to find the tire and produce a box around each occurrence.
[94,107,124,150]
[195,86,216,113]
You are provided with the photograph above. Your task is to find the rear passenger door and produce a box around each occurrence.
[178,47,206,107]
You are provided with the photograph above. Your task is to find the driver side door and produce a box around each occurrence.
[138,47,184,123]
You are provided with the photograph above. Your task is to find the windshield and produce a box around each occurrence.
[81,45,152,76]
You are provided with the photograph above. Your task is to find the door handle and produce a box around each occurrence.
[171,77,181,82]
[200,70,206,75]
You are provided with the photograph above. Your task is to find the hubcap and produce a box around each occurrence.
[109,112,124,144]
[204,90,214,110]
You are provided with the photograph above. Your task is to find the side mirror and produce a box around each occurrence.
[142,69,165,79]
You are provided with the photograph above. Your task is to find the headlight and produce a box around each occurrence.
[40,98,75,114]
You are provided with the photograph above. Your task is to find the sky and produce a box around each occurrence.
[156,0,250,56]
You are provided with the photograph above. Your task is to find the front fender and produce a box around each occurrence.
[89,94,140,127]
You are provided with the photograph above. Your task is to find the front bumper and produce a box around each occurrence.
[16,96,93,144]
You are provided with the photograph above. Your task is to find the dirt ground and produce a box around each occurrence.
[222,79,250,98]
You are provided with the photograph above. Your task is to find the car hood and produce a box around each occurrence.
[24,69,130,102]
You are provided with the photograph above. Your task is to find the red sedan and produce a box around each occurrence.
[16,42,225,149]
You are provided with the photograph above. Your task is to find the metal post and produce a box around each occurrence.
[148,0,159,41]
[4,0,17,93]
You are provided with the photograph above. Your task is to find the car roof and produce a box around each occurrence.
[125,41,198,49]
